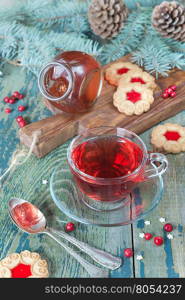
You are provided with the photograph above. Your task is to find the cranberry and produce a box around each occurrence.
[144,233,153,240]
[9,98,16,104]
[18,93,24,99]
[18,119,27,128]
[162,92,169,99]
[5,108,12,114]
[12,91,20,98]
[65,222,75,232]
[4,97,10,103]
[166,87,173,94]
[169,85,177,91]
[124,248,133,258]
[154,236,164,246]
[170,91,176,98]
[163,223,173,232]
[164,88,171,95]
[16,116,24,122]
[18,105,26,112]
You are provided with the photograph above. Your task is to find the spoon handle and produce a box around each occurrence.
[49,227,122,270]
[45,230,109,278]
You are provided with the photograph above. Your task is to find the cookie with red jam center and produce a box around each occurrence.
[0,250,49,278]
[122,70,157,90]
[113,83,154,116]
[151,123,185,154]
[105,62,141,86]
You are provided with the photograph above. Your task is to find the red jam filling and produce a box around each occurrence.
[131,77,146,84]
[126,90,141,103]
[12,202,39,228]
[11,263,32,278]
[164,131,181,141]
[117,68,130,75]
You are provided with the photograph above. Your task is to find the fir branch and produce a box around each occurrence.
[132,33,175,77]
[0,0,89,34]
[100,7,153,64]
[124,0,174,10]
[0,21,102,75]
[132,24,185,77]
[165,39,185,54]
[30,1,89,33]
[0,0,184,77]
[169,53,185,69]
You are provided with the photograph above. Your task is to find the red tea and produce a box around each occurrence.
[71,135,144,202]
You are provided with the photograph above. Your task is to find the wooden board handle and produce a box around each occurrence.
[19,114,79,157]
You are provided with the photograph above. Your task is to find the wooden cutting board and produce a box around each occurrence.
[19,54,185,158]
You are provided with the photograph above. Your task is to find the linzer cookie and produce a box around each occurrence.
[105,62,141,86]
[113,83,154,115]
[151,123,185,153]
[0,250,49,278]
[122,70,157,90]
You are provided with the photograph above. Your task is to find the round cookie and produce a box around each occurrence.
[121,69,157,90]
[151,123,185,154]
[0,250,49,278]
[105,62,141,86]
[113,83,154,116]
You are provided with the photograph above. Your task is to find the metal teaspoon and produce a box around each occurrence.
[8,198,122,277]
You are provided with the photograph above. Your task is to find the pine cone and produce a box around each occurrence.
[88,0,128,39]
[152,1,185,42]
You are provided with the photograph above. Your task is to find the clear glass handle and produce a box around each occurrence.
[145,153,168,179]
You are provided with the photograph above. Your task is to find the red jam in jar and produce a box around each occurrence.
[38,51,103,114]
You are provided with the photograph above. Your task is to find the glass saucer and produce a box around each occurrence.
[50,162,163,227]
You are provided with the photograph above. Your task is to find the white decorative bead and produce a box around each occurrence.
[159,217,166,223]
[136,255,143,260]
[167,233,173,240]
[42,179,48,185]
[139,232,145,238]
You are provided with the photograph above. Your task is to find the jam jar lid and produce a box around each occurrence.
[38,62,73,102]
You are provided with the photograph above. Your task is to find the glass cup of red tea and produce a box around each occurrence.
[67,127,168,208]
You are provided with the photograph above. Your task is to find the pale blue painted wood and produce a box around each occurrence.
[0,64,134,278]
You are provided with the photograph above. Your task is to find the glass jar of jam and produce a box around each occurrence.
[38,51,103,114]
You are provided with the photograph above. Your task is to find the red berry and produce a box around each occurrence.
[144,233,153,240]
[162,92,169,99]
[4,97,10,103]
[167,87,173,94]
[154,236,164,246]
[170,91,176,98]
[65,222,75,232]
[9,98,16,104]
[164,88,170,94]
[16,116,24,122]
[169,85,177,91]
[18,119,27,128]
[12,91,20,98]
[124,248,133,258]
[5,108,12,114]
[163,223,173,232]
[18,105,26,112]
[18,93,24,99]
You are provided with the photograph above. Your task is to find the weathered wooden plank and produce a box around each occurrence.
[133,120,185,278]
[0,44,185,278]
[0,143,134,277]
[0,64,133,278]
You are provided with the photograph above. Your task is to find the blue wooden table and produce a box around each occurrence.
[0,60,185,278]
